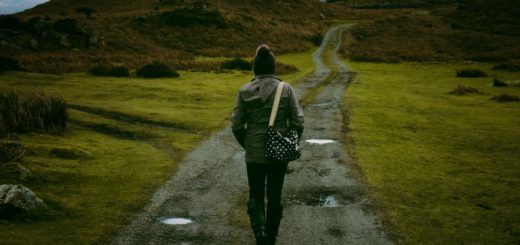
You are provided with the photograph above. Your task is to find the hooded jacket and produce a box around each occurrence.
[231,74,304,164]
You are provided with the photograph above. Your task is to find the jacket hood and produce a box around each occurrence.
[239,74,280,107]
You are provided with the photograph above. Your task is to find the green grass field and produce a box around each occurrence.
[0,50,314,244]
[343,61,520,244]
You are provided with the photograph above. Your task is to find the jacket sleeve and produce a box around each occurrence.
[287,85,304,139]
[231,91,247,148]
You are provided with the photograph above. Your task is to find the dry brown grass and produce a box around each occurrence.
[341,6,520,62]
[0,91,67,137]
[4,1,519,72]
[3,0,349,73]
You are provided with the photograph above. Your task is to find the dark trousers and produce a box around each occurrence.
[246,161,288,208]
[246,161,288,240]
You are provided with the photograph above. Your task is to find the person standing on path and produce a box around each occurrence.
[231,44,304,245]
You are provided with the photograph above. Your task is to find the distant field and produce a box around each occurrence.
[343,61,520,244]
[0,50,314,244]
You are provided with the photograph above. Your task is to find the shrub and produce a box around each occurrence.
[449,85,485,95]
[76,7,96,16]
[0,15,23,31]
[53,18,80,34]
[221,58,252,71]
[137,62,179,78]
[0,57,23,73]
[0,91,67,137]
[90,66,130,77]
[491,94,520,102]
[456,69,487,77]
[158,5,227,28]
[310,33,323,46]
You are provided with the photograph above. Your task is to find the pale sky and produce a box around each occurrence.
[0,0,49,15]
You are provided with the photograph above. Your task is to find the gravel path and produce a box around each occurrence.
[112,24,392,245]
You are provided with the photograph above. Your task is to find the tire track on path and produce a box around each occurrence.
[112,24,392,245]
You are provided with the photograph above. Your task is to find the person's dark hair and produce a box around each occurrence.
[253,44,275,75]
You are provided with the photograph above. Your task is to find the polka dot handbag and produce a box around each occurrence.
[265,126,301,162]
[265,82,301,162]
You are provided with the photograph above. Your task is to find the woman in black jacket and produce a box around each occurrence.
[231,44,304,245]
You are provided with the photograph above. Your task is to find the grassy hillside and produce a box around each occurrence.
[343,61,520,244]
[0,0,349,73]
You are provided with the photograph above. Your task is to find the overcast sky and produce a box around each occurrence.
[0,0,49,15]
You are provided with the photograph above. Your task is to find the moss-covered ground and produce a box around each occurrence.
[343,61,520,244]
[0,50,314,244]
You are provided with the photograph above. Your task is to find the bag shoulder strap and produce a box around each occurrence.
[269,82,284,127]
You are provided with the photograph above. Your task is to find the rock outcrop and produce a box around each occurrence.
[0,184,46,215]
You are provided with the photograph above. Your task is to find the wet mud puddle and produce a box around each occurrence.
[159,217,193,225]
[305,139,336,145]
[286,191,342,208]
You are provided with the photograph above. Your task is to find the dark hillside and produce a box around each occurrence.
[341,0,520,62]
[0,0,349,73]
[446,0,520,36]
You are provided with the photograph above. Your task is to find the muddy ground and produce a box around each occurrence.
[112,24,392,245]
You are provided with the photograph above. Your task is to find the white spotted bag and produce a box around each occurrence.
[265,82,301,162]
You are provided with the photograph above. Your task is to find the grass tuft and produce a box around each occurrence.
[491,94,520,102]
[456,69,487,77]
[137,62,179,78]
[493,78,509,87]
[449,85,486,95]
[0,91,67,137]
[90,66,130,77]
[221,58,251,71]
[0,142,25,163]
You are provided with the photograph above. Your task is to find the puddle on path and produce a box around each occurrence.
[286,188,365,207]
[296,192,340,207]
[305,139,336,145]
[159,217,193,225]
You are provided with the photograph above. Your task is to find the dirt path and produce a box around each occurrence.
[112,24,392,245]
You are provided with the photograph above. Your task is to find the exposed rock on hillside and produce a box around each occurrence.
[0,184,46,216]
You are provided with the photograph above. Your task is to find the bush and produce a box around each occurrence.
[137,62,179,78]
[53,18,80,34]
[0,91,67,137]
[158,5,227,28]
[456,69,487,77]
[76,7,96,16]
[310,33,323,46]
[0,57,23,73]
[90,66,130,77]
[0,15,23,31]
[491,94,520,102]
[221,58,252,71]
[449,85,485,95]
